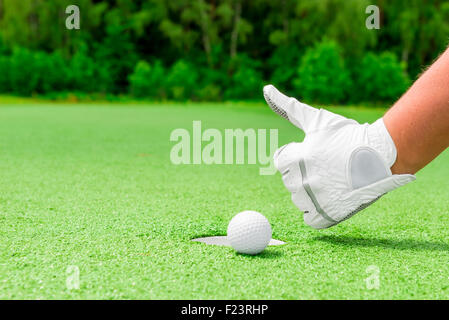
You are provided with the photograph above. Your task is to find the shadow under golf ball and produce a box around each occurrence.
[191,235,286,257]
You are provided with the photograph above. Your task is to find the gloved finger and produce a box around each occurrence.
[279,152,338,230]
[263,84,358,133]
[292,187,337,230]
[303,209,336,230]
[273,142,303,172]
[291,186,315,213]
[284,166,330,229]
[280,156,302,193]
[273,144,289,171]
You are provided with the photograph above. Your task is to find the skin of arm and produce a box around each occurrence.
[384,47,449,174]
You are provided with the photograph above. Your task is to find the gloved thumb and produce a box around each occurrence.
[263,84,318,133]
[263,84,358,133]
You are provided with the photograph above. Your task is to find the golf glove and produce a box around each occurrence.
[263,85,416,229]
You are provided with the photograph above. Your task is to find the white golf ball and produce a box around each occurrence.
[227,211,272,255]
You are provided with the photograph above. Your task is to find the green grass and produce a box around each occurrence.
[0,102,448,299]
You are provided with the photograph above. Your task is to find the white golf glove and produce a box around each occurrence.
[264,85,416,229]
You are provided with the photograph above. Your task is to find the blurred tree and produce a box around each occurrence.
[377,0,449,78]
[94,25,138,93]
[166,59,199,100]
[0,0,107,56]
[0,0,447,102]
[69,43,98,92]
[294,41,352,104]
[129,60,166,98]
[289,0,376,57]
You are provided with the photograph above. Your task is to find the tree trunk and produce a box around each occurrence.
[230,0,241,58]
[198,0,212,66]
[402,48,409,64]
[282,0,288,42]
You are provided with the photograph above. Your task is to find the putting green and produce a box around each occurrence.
[0,102,448,299]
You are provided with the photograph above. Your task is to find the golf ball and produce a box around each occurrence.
[227,211,272,255]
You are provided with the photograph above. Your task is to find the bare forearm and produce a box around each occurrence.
[384,48,449,174]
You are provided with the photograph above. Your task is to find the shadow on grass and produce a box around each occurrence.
[315,235,449,252]
[236,249,284,259]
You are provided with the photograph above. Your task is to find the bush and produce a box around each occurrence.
[9,47,38,96]
[166,60,198,100]
[195,84,222,101]
[8,48,71,95]
[69,45,98,92]
[0,56,11,93]
[225,66,262,100]
[224,55,262,100]
[129,60,166,99]
[268,46,301,94]
[34,51,69,93]
[352,52,410,103]
[195,66,227,101]
[95,26,138,94]
[294,41,352,104]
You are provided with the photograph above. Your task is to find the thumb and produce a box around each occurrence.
[263,84,318,133]
[263,84,357,133]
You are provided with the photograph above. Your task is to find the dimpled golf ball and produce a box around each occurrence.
[227,211,272,255]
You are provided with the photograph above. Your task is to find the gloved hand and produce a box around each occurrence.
[263,85,416,229]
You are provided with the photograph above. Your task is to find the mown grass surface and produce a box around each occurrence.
[0,102,448,299]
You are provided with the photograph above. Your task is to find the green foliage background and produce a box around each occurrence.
[0,0,448,103]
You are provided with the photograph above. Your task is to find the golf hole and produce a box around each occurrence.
[191,236,286,247]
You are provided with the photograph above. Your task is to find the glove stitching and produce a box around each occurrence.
[340,195,382,223]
